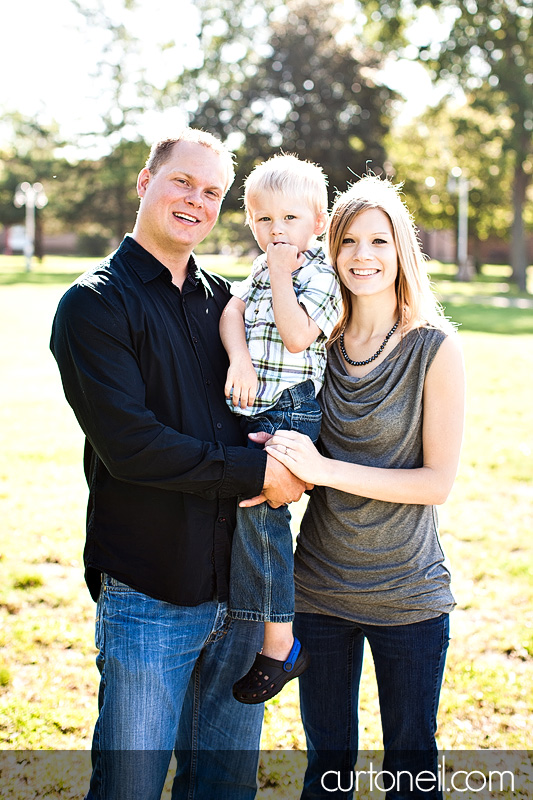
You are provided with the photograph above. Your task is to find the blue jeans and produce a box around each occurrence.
[229,380,322,623]
[86,575,264,800]
[293,611,450,800]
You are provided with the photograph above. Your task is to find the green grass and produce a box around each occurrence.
[0,256,532,795]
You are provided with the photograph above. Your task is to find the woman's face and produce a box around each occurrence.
[335,207,398,301]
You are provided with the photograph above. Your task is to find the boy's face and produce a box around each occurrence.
[248,191,327,255]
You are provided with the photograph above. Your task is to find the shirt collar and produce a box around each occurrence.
[119,235,195,283]
[119,235,213,298]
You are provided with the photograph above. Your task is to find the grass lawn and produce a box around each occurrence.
[0,255,532,796]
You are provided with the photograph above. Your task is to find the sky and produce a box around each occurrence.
[2,0,452,156]
[1,0,200,153]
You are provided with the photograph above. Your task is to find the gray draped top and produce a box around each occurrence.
[294,326,456,625]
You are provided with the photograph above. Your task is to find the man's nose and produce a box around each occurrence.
[185,187,203,207]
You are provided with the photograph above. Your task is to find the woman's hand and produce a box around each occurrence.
[264,430,329,486]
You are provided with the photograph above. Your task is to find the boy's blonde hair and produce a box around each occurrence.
[327,175,455,344]
[243,154,328,222]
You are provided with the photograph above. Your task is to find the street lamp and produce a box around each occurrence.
[14,182,48,272]
[447,168,472,280]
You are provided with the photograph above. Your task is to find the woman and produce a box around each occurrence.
[263,176,465,799]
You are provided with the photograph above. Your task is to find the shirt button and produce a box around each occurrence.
[206,379,211,385]
[216,422,222,429]
[193,337,198,343]
[218,516,226,524]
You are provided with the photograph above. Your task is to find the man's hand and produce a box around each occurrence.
[240,453,307,508]
[224,357,258,410]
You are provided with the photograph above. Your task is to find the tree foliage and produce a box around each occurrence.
[58,139,148,245]
[184,0,400,209]
[387,98,519,266]
[0,114,69,256]
[412,0,533,287]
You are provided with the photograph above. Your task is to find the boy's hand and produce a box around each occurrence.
[266,242,306,275]
[225,357,258,410]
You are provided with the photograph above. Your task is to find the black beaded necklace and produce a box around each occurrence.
[339,319,399,367]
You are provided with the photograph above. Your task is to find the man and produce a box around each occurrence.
[50,129,305,800]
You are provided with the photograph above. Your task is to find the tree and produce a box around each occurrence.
[183,0,400,211]
[387,99,517,269]
[413,0,533,289]
[57,139,148,246]
[60,1,154,244]
[0,114,68,257]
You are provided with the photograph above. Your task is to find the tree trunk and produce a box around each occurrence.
[511,161,530,292]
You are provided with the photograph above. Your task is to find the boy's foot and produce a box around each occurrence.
[232,637,310,704]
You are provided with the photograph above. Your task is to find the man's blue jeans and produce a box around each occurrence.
[229,380,322,623]
[86,575,264,800]
[293,611,450,799]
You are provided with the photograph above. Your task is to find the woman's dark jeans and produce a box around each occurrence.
[293,611,450,799]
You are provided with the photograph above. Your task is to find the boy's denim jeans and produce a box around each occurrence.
[293,611,450,800]
[229,380,321,623]
[85,575,264,800]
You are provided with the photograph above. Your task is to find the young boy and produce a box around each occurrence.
[220,154,341,704]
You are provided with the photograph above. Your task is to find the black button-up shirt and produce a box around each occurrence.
[50,236,267,605]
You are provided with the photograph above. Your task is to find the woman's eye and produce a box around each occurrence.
[342,238,354,245]
[374,238,387,244]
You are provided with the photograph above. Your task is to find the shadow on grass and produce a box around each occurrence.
[430,270,512,286]
[443,301,533,335]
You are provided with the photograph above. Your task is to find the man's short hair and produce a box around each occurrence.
[145,129,236,194]
[243,154,329,222]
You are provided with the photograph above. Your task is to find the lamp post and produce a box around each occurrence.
[447,168,472,280]
[14,182,48,272]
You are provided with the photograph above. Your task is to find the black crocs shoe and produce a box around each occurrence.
[232,638,310,704]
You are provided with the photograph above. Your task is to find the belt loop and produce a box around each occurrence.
[287,383,301,408]
[288,379,313,408]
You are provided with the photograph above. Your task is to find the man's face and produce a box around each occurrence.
[135,141,228,258]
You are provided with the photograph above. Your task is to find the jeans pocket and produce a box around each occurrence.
[95,589,105,652]
[104,574,134,592]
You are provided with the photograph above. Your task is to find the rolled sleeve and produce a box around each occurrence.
[297,269,342,338]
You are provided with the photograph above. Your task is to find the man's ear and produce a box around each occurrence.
[137,167,151,198]
[314,211,328,236]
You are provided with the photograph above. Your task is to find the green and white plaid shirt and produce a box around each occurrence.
[230,246,342,416]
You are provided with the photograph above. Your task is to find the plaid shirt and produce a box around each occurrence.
[230,246,341,416]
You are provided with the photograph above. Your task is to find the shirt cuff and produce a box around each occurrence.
[221,445,267,499]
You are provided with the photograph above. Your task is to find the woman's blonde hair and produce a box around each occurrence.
[327,175,455,345]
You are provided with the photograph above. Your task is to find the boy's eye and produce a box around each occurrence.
[285,215,296,220]
[258,216,271,222]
